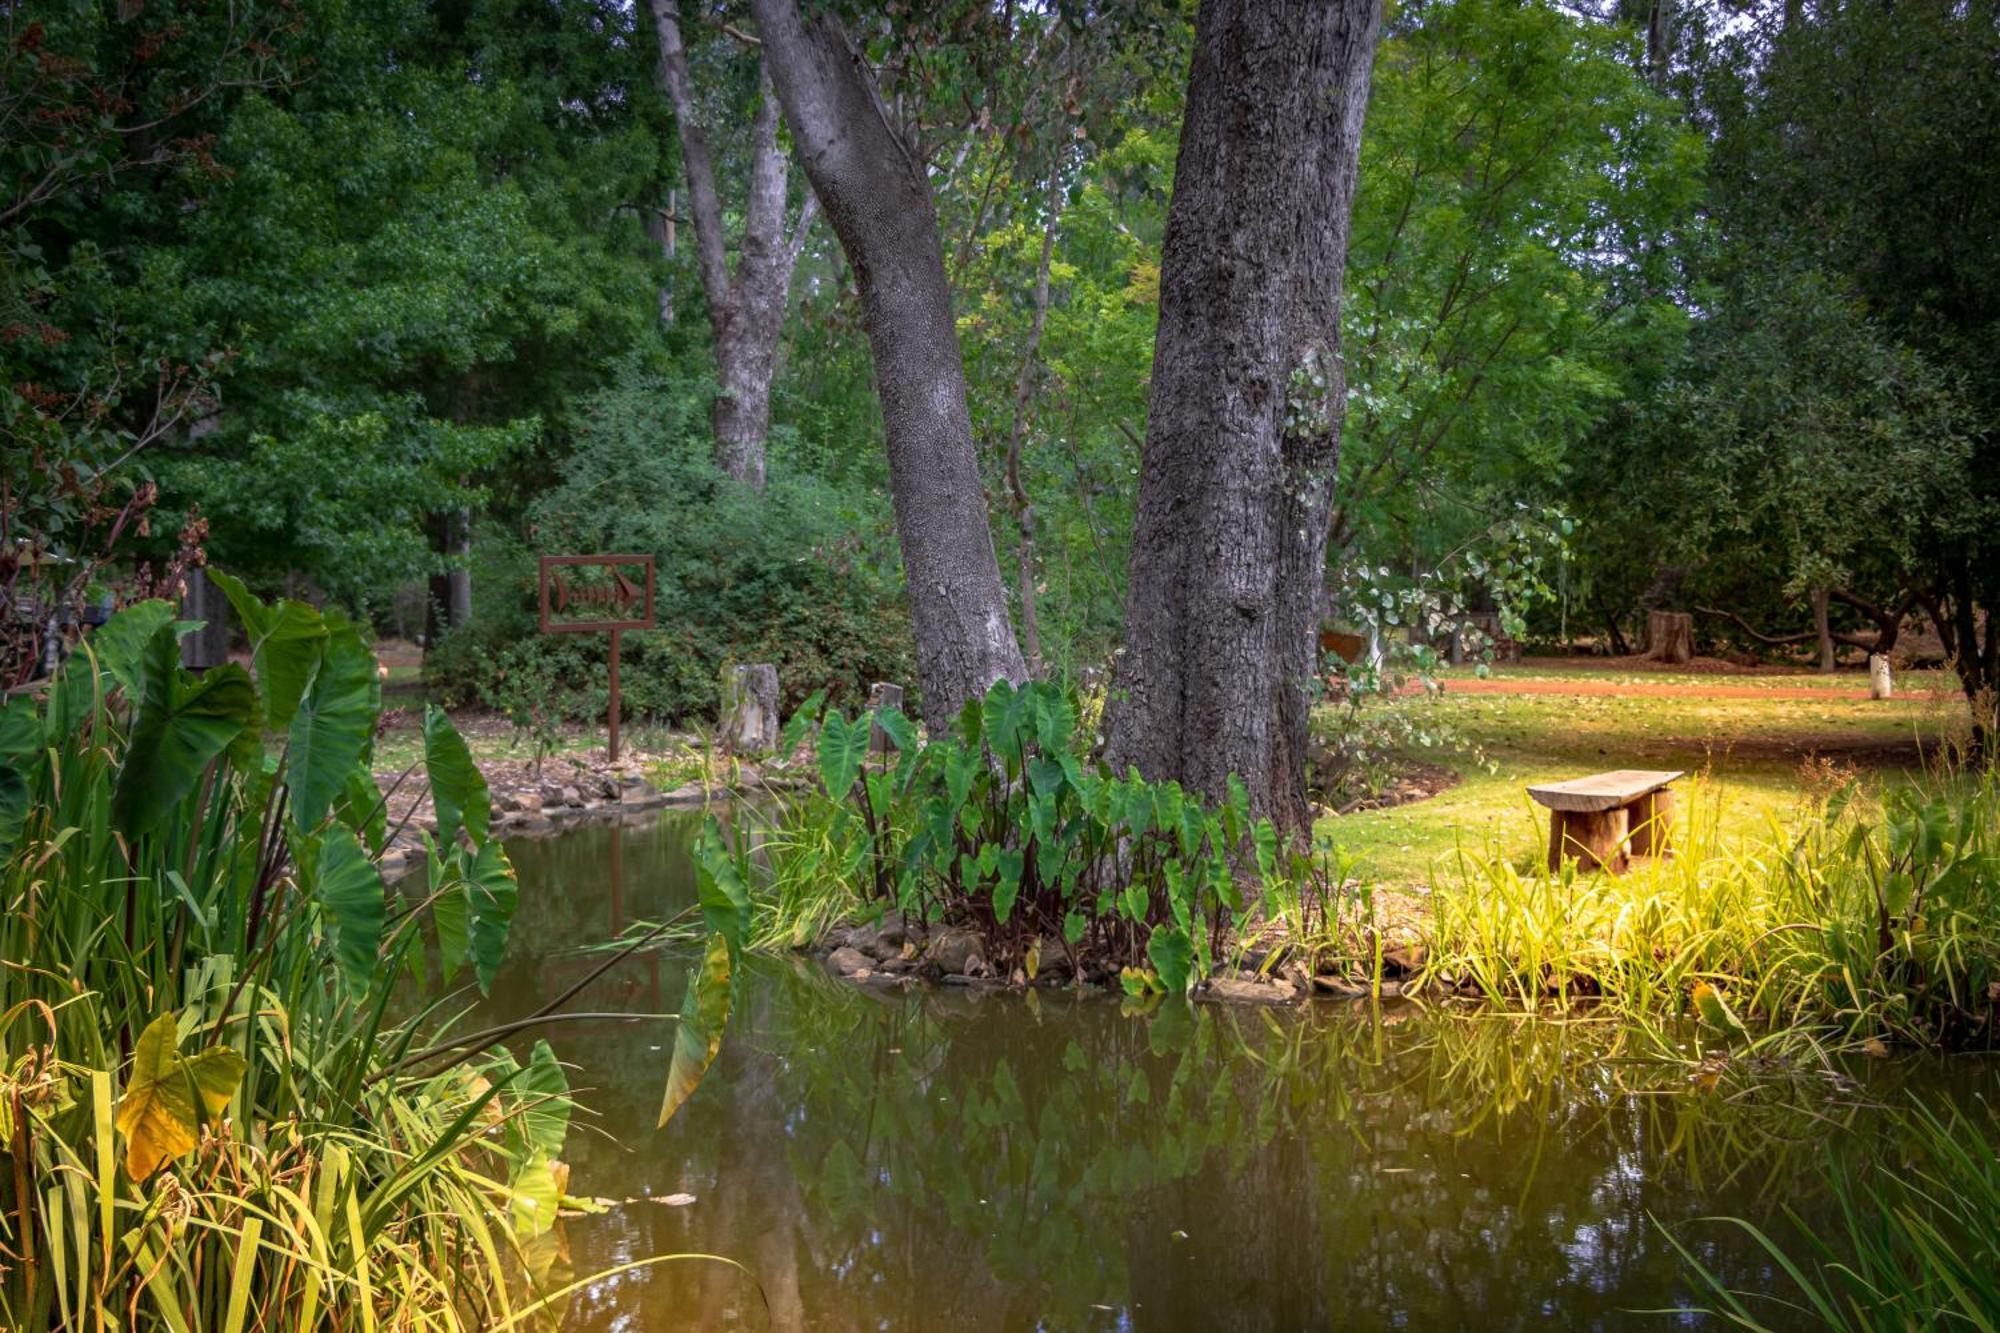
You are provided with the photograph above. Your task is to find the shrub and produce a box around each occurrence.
[713,679,1363,993]
[424,364,914,728]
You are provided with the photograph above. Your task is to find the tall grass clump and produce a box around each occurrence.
[1425,774,2000,1050]
[1671,1099,2000,1330]
[0,581,734,1329]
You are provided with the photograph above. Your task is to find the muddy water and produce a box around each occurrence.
[490,810,1988,1332]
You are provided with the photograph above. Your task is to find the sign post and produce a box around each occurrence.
[538,554,655,762]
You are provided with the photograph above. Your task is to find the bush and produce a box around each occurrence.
[708,680,1364,993]
[424,364,914,728]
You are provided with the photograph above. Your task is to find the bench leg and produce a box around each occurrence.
[1627,788,1676,859]
[1548,807,1631,874]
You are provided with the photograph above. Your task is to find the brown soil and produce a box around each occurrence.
[1442,674,1949,702]
[1332,761,1460,815]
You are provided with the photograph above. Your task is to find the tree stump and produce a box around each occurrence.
[1546,806,1630,874]
[1869,653,1894,700]
[1645,611,1694,664]
[866,682,905,754]
[720,664,780,753]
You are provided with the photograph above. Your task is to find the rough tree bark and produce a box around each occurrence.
[648,0,819,490]
[749,0,1026,729]
[1105,0,1382,832]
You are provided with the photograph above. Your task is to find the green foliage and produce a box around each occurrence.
[1336,0,1698,628]
[425,362,913,725]
[754,679,1356,988]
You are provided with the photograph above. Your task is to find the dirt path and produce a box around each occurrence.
[1439,676,1947,702]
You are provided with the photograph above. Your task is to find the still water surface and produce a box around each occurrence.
[488,809,1986,1331]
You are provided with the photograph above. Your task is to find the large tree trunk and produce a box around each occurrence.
[648,1,818,491]
[1105,0,1381,832]
[749,0,1026,729]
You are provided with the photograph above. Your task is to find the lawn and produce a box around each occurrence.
[1319,664,1964,885]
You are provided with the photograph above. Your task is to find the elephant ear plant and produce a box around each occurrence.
[703,678,1360,995]
[0,582,735,1329]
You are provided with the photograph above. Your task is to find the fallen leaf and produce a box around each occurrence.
[656,1192,697,1207]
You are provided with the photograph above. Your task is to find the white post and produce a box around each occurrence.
[1868,653,1893,700]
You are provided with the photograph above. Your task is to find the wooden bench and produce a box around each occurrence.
[1526,769,1682,874]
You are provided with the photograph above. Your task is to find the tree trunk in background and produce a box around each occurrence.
[644,188,676,327]
[178,566,230,670]
[750,0,1027,729]
[648,0,819,491]
[1809,586,1835,672]
[1105,0,1381,833]
[1005,183,1063,677]
[424,509,472,645]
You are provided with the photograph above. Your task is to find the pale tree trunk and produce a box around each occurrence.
[1005,181,1063,677]
[1106,0,1381,833]
[749,0,1026,729]
[648,0,819,491]
[644,188,676,327]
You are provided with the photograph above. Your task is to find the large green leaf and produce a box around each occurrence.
[0,697,36,860]
[693,819,751,952]
[113,626,259,835]
[313,826,386,997]
[1148,924,1194,994]
[430,875,471,983]
[86,601,179,703]
[424,705,489,848]
[286,612,381,829]
[207,571,329,733]
[657,933,731,1129]
[508,1039,572,1163]
[465,839,517,995]
[816,709,867,800]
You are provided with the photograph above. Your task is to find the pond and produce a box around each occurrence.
[489,810,1989,1331]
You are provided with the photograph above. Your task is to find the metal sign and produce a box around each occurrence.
[538,554,655,633]
[538,555,655,760]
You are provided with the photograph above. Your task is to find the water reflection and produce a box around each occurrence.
[493,811,1987,1332]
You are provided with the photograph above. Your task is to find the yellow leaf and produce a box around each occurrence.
[1024,938,1041,982]
[116,1014,245,1181]
[657,934,731,1129]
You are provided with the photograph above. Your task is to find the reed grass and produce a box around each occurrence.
[1670,1099,2000,1330]
[0,595,726,1329]
[1417,771,2000,1053]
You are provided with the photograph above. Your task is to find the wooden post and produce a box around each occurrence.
[866,681,905,754]
[1548,806,1631,873]
[1627,786,1676,858]
[1869,653,1894,700]
[607,628,622,762]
